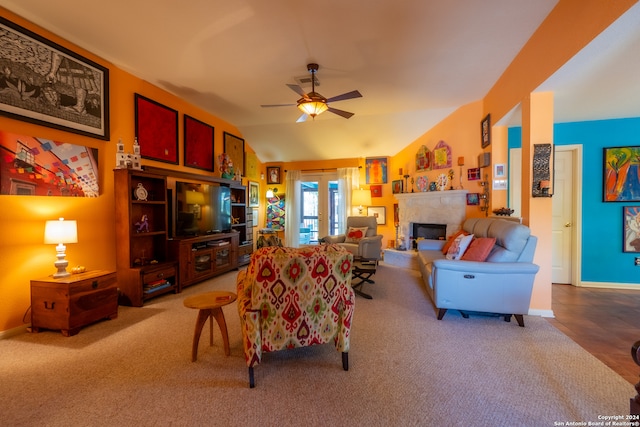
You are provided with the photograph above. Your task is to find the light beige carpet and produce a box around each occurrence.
[0,264,633,426]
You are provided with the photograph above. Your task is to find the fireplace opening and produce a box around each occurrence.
[412,223,447,249]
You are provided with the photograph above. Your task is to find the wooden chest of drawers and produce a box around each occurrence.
[30,270,118,336]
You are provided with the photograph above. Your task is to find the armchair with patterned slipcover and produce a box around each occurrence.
[236,244,355,388]
[321,216,383,261]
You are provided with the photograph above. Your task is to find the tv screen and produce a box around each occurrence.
[174,182,231,237]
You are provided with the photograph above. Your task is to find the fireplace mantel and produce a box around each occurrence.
[394,190,468,248]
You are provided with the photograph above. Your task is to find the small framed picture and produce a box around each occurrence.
[494,163,506,178]
[370,184,382,197]
[467,167,481,181]
[466,193,480,205]
[248,181,259,207]
[266,166,281,184]
[392,179,403,194]
[367,206,386,225]
[481,113,491,148]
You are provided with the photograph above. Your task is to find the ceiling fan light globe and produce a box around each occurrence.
[298,100,328,117]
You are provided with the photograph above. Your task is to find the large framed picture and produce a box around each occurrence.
[0,17,110,140]
[135,94,178,164]
[623,206,640,252]
[223,132,245,177]
[184,115,214,171]
[604,146,640,202]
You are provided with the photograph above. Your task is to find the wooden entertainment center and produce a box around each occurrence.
[114,167,253,306]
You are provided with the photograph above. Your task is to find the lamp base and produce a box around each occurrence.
[52,244,70,278]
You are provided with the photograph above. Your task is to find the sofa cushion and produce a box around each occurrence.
[463,218,531,262]
[461,237,496,261]
[445,233,474,260]
[345,226,368,243]
[441,230,469,254]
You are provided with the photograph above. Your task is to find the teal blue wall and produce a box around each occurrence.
[509,117,640,285]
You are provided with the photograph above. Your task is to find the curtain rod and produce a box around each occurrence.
[284,166,362,173]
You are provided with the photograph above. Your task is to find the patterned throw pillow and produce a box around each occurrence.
[446,233,474,260]
[441,230,469,254]
[345,227,368,243]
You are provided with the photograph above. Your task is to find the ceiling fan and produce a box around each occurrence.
[261,63,362,122]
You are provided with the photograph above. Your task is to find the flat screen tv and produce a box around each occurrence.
[174,181,231,237]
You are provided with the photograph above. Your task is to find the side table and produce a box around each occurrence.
[183,291,237,361]
[352,259,377,299]
[30,270,118,336]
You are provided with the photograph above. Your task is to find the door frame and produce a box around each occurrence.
[554,144,583,286]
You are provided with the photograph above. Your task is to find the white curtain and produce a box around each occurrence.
[284,169,301,247]
[336,167,360,234]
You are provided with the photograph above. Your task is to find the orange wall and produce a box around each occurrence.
[0,8,260,334]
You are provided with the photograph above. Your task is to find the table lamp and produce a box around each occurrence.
[352,188,372,215]
[44,218,78,278]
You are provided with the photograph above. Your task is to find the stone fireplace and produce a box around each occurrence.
[394,190,468,248]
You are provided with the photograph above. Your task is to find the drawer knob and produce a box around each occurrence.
[44,301,55,310]
[157,272,164,278]
[92,280,99,289]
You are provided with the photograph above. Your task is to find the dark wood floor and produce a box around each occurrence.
[546,283,640,384]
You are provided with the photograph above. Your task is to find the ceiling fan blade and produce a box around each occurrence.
[327,107,354,119]
[326,90,362,103]
[287,84,307,97]
[296,113,308,123]
[261,103,296,108]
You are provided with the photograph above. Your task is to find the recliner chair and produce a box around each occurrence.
[321,216,383,260]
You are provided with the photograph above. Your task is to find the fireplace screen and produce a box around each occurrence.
[412,223,447,248]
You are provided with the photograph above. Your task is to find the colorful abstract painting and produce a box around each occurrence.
[604,146,640,202]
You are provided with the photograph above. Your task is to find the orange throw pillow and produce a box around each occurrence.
[441,230,469,254]
[461,237,496,261]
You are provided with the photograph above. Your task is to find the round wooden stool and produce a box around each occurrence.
[183,291,237,361]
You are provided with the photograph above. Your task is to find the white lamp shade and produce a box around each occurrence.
[44,218,78,244]
[352,188,372,207]
[186,190,205,205]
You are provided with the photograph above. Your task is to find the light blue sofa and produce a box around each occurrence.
[417,217,540,327]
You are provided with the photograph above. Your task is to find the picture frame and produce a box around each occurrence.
[466,193,480,206]
[604,146,640,202]
[370,184,382,197]
[393,203,399,225]
[0,130,99,196]
[0,17,110,140]
[365,157,388,184]
[481,113,491,148]
[493,179,508,190]
[367,206,386,225]
[266,166,281,184]
[223,132,245,177]
[135,94,178,164]
[494,163,506,178]
[467,167,481,181]
[392,179,403,194]
[248,181,259,207]
[623,206,640,252]
[183,115,214,171]
[252,208,259,227]
[432,140,452,169]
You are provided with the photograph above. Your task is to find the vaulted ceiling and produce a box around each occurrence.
[2,1,639,162]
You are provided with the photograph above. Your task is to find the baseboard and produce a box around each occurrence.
[579,281,640,290]
[528,308,555,318]
[0,324,29,340]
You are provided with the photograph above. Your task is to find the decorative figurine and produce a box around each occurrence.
[135,214,149,233]
[218,153,235,179]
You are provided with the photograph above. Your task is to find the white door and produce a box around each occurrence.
[300,172,339,243]
[551,149,574,284]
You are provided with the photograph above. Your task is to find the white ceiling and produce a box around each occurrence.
[1,1,638,162]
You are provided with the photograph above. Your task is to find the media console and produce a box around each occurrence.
[169,232,239,289]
